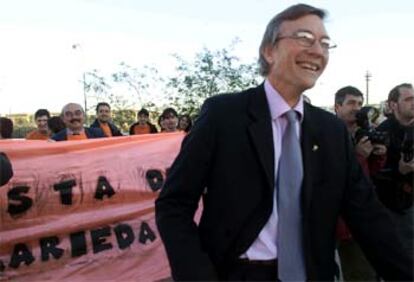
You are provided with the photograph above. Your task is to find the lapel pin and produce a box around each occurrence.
[312,145,319,152]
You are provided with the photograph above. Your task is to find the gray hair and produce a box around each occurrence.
[61,103,85,116]
[258,4,327,76]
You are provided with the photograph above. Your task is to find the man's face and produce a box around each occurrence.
[392,87,414,121]
[138,114,149,125]
[35,115,49,132]
[264,15,329,94]
[62,104,85,131]
[97,105,111,123]
[163,113,178,132]
[335,94,363,124]
[179,116,189,130]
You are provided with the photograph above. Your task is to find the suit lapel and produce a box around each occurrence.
[247,84,275,190]
[301,104,322,213]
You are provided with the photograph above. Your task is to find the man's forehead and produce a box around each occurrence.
[64,104,82,112]
[344,95,363,102]
[99,106,110,111]
[399,87,414,98]
[280,14,328,36]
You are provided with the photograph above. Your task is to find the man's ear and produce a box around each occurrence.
[334,103,340,114]
[262,45,275,65]
[389,101,397,112]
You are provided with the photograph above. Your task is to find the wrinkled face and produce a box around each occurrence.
[35,115,49,132]
[97,105,111,123]
[264,15,329,94]
[163,113,178,132]
[392,87,414,121]
[62,104,84,131]
[179,116,189,130]
[335,94,363,124]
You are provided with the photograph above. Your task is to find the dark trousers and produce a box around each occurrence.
[220,259,279,281]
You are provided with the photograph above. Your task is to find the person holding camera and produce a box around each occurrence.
[374,83,414,255]
[334,86,387,281]
[335,86,387,176]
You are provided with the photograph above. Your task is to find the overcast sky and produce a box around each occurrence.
[0,0,413,114]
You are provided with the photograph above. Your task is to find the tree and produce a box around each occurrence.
[166,41,260,116]
[112,62,162,113]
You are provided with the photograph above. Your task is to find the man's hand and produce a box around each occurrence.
[355,136,373,159]
[399,154,414,175]
[372,144,387,156]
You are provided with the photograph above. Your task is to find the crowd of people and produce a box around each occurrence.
[1,3,413,281]
[0,103,193,141]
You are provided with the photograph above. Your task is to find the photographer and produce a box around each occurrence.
[334,86,387,281]
[374,83,414,254]
[335,86,387,176]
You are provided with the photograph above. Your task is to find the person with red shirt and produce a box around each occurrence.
[129,108,158,135]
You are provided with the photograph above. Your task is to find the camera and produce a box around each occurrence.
[354,106,390,146]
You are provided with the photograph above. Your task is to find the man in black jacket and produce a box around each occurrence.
[90,102,123,137]
[52,103,105,141]
[156,4,413,281]
[374,83,414,257]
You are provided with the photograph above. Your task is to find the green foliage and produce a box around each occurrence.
[83,41,260,117]
[112,62,162,111]
[166,41,260,115]
[112,109,136,133]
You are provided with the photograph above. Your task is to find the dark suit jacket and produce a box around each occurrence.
[90,119,123,137]
[155,85,412,281]
[51,127,105,141]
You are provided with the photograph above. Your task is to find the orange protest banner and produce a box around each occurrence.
[0,133,184,281]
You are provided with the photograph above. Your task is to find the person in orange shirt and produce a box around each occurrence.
[26,109,51,140]
[51,103,105,141]
[129,108,158,135]
[160,108,179,133]
[90,102,123,137]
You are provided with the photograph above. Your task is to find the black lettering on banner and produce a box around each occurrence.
[94,176,115,200]
[91,226,113,254]
[114,224,135,250]
[145,169,164,191]
[7,186,33,215]
[70,231,87,257]
[54,179,76,205]
[9,243,35,269]
[40,236,64,261]
[139,222,156,244]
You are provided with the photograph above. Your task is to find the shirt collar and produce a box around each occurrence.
[66,128,85,135]
[264,79,304,122]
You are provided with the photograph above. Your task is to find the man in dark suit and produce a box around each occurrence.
[155,4,413,281]
[90,102,123,137]
[52,103,105,141]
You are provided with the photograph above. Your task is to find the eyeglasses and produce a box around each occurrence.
[276,30,337,52]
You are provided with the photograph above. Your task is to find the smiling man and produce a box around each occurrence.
[26,109,51,140]
[52,103,105,141]
[155,4,413,281]
[90,102,123,137]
